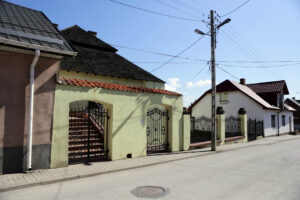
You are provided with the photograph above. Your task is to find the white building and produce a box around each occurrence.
[188,79,294,137]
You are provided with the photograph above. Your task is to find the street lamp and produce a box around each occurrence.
[194,29,207,36]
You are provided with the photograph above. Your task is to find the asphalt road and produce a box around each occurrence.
[1,138,300,200]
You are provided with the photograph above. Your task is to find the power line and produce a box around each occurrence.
[217,65,239,80]
[111,44,209,62]
[227,25,265,61]
[177,63,209,91]
[133,61,300,68]
[219,62,300,69]
[220,27,287,81]
[155,0,198,18]
[221,29,264,64]
[221,0,250,17]
[187,0,211,11]
[110,44,300,64]
[108,0,204,22]
[173,0,206,16]
[150,34,206,72]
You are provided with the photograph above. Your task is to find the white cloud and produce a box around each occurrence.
[186,79,211,88]
[165,77,181,92]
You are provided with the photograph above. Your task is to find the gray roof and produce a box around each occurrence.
[0,1,76,56]
[61,25,165,83]
[285,98,300,109]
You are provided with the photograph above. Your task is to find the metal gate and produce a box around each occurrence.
[225,116,241,138]
[190,116,212,143]
[69,102,109,164]
[146,106,169,153]
[248,119,264,141]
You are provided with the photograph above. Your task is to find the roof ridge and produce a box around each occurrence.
[247,80,286,85]
[60,24,81,32]
[0,0,43,14]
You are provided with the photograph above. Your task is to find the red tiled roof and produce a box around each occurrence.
[247,80,289,94]
[59,77,182,96]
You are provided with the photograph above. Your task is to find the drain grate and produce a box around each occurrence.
[131,186,169,199]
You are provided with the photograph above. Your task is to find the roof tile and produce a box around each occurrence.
[59,77,181,96]
[0,1,75,55]
[247,80,289,94]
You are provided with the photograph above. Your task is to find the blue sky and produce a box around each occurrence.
[7,0,300,106]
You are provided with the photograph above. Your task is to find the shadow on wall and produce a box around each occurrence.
[1,88,26,174]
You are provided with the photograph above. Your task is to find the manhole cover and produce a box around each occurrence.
[131,186,169,199]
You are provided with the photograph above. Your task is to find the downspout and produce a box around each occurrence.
[277,112,280,136]
[277,92,284,136]
[27,49,40,171]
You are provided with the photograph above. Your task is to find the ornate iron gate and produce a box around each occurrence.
[146,106,169,153]
[248,119,264,141]
[69,102,109,164]
[225,116,241,138]
[190,116,212,143]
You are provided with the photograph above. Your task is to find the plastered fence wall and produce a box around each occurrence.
[50,84,183,168]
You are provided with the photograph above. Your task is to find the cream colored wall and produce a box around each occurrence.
[50,84,183,168]
[59,70,164,89]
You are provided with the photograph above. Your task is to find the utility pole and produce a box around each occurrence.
[210,10,217,151]
[194,10,231,152]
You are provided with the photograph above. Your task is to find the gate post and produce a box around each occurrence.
[238,108,248,143]
[182,110,190,151]
[216,107,225,145]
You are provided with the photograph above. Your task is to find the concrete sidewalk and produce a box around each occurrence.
[0,134,299,192]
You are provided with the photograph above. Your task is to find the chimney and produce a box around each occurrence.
[240,78,246,85]
[88,30,97,37]
[53,23,58,29]
[293,97,296,100]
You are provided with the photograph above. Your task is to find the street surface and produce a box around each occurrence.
[1,138,300,200]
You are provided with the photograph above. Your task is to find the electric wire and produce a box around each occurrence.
[219,62,300,69]
[108,0,205,22]
[155,0,198,18]
[173,0,206,16]
[177,63,209,91]
[217,65,239,80]
[221,0,250,17]
[220,28,286,81]
[110,44,209,62]
[227,25,265,61]
[221,29,264,64]
[150,34,207,72]
[225,26,266,64]
[110,44,300,65]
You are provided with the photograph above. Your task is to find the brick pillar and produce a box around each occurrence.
[216,107,225,145]
[238,108,248,143]
[182,112,190,151]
